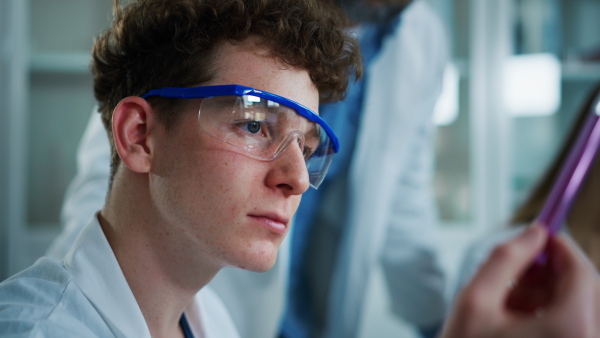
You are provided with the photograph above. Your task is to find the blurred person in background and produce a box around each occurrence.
[455,83,600,293]
[280,0,448,337]
[47,0,449,337]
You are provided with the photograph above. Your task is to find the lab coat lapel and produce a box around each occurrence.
[63,214,152,338]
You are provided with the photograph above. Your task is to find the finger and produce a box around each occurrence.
[531,234,600,337]
[551,233,594,274]
[547,234,597,309]
[469,224,548,307]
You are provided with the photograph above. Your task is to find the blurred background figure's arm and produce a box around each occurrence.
[46,109,109,260]
[380,134,447,338]
[376,1,449,336]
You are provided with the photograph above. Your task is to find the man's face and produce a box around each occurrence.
[148,39,317,273]
[335,0,411,23]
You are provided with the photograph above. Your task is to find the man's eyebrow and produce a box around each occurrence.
[266,105,320,136]
[287,110,321,138]
[305,124,321,141]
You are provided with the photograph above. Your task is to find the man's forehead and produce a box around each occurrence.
[207,38,320,114]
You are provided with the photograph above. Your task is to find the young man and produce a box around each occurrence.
[0,0,361,336]
[1,0,600,337]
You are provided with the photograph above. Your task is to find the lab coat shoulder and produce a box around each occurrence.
[0,258,112,337]
[2,216,240,338]
[362,0,448,154]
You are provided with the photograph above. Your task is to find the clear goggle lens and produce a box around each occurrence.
[198,95,334,189]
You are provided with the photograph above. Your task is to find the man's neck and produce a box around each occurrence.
[99,172,219,337]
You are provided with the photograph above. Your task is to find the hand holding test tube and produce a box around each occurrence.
[506,91,600,313]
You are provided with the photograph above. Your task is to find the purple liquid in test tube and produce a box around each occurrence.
[534,92,600,264]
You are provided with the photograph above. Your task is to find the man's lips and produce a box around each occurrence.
[248,213,290,234]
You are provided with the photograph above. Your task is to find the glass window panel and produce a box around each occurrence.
[430,0,473,226]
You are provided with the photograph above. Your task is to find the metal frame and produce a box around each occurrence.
[469,0,512,231]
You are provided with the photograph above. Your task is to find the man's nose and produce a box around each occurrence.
[265,137,310,196]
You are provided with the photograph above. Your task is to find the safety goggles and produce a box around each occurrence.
[142,84,338,189]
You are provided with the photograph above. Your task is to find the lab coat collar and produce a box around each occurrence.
[63,213,151,338]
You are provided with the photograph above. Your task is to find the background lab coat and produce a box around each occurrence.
[324,1,448,336]
[46,1,448,336]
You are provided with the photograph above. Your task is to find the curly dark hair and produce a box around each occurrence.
[91,0,362,185]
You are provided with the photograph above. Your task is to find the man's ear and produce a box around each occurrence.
[112,96,156,174]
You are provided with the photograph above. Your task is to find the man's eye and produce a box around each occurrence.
[302,136,320,160]
[241,121,262,134]
[302,146,313,160]
[303,147,309,159]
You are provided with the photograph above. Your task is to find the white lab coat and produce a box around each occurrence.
[46,1,448,336]
[1,214,239,338]
[323,1,449,336]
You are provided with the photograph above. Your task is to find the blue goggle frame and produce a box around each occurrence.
[141,84,339,153]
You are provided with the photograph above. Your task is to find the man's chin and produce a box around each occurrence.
[231,247,279,272]
[237,260,277,273]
